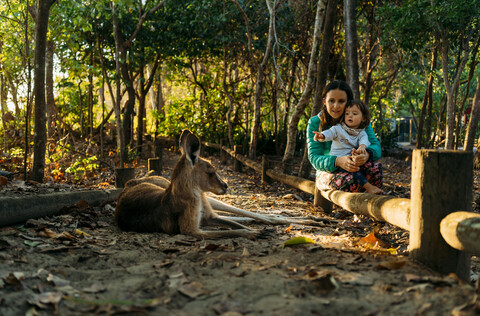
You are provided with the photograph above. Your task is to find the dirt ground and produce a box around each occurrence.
[0,150,479,316]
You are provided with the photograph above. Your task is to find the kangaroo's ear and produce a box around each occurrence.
[179,129,193,155]
[181,130,200,165]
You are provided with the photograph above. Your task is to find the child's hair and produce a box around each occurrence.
[320,80,354,130]
[345,100,370,129]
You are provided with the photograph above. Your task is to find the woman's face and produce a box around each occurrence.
[324,89,348,121]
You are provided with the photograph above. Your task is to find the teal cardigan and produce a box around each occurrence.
[307,114,382,173]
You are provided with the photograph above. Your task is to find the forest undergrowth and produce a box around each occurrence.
[0,138,479,315]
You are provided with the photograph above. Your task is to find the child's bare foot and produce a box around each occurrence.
[364,182,384,194]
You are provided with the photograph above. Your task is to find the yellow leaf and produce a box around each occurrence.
[283,236,315,248]
[75,229,91,237]
[386,247,397,255]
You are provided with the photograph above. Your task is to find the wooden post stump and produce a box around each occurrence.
[234,145,242,172]
[314,187,333,212]
[409,150,473,281]
[220,139,227,164]
[148,158,162,175]
[115,168,135,188]
[261,155,272,184]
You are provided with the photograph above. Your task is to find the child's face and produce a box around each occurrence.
[344,105,365,129]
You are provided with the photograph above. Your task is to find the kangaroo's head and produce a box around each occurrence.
[176,129,228,195]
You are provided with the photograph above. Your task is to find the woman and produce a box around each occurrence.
[307,80,383,192]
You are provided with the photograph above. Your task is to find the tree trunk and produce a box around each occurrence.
[111,3,127,166]
[136,58,159,157]
[23,0,32,181]
[32,0,57,183]
[7,78,20,117]
[299,0,338,179]
[87,49,94,137]
[272,72,279,154]
[424,44,437,148]
[223,51,235,149]
[0,73,8,152]
[121,64,136,147]
[282,0,327,173]
[280,58,298,151]
[45,40,56,138]
[344,0,360,99]
[362,3,379,107]
[464,71,480,151]
[137,64,147,156]
[111,0,165,163]
[455,63,475,149]
[248,0,279,160]
[442,31,474,149]
[78,81,85,137]
[0,74,7,122]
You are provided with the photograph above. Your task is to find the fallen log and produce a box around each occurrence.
[440,211,480,256]
[0,189,122,227]
[321,190,410,231]
[266,169,316,194]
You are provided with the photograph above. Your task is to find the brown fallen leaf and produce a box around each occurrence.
[0,238,13,250]
[178,281,205,298]
[0,176,8,186]
[27,292,63,309]
[47,274,70,287]
[306,269,339,292]
[377,260,407,270]
[204,243,222,251]
[82,283,107,293]
[40,228,75,241]
[358,227,389,249]
[5,272,25,291]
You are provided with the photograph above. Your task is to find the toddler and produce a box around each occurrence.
[313,100,383,194]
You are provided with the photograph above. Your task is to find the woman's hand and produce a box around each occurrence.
[335,156,360,172]
[351,148,369,166]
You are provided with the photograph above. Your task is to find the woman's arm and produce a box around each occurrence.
[365,123,382,161]
[306,116,337,172]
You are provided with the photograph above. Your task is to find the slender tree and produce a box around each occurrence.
[298,0,338,178]
[111,0,165,163]
[282,0,327,173]
[248,0,280,160]
[344,0,360,98]
[32,0,57,182]
[464,72,480,151]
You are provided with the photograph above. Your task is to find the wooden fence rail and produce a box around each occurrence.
[202,142,480,280]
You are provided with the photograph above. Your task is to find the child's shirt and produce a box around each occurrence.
[321,123,370,157]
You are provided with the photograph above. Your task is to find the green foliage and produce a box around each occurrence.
[1,0,480,166]
[65,156,99,180]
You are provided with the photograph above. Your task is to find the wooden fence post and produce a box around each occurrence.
[409,150,473,281]
[261,155,272,184]
[314,187,333,212]
[234,145,242,172]
[115,167,135,188]
[220,139,227,164]
[148,158,162,175]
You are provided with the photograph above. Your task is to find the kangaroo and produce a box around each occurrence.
[115,129,258,239]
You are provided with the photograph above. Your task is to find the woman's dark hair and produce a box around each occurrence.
[346,99,370,129]
[320,80,354,130]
